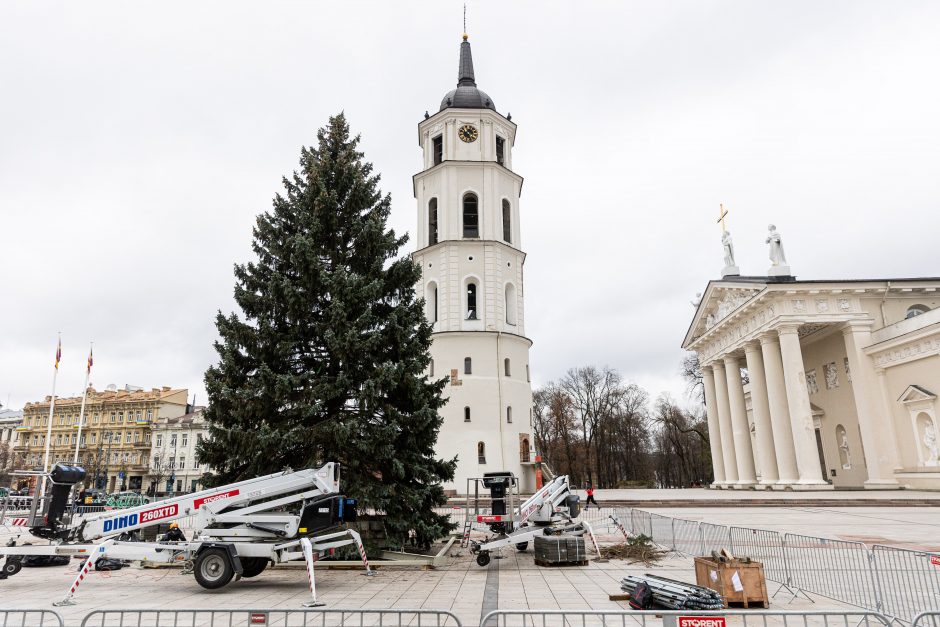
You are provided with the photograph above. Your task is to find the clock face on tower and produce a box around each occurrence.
[458,124,479,143]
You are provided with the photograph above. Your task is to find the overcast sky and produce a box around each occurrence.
[2,1,939,412]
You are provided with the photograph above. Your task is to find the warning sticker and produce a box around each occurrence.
[679,618,726,627]
[193,489,240,509]
[930,554,940,566]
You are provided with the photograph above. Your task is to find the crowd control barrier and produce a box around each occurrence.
[480,609,891,627]
[79,608,464,627]
[0,610,64,626]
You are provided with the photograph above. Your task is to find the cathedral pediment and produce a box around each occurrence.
[898,385,936,404]
[683,280,765,347]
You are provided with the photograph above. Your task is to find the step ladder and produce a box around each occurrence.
[460,511,473,548]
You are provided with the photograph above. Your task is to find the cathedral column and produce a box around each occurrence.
[777,324,829,486]
[723,354,757,486]
[743,341,779,486]
[711,361,739,485]
[701,364,727,487]
[875,368,904,470]
[759,333,800,485]
[842,322,900,488]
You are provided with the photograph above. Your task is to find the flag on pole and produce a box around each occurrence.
[55,337,62,370]
[87,346,93,374]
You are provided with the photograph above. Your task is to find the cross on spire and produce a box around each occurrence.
[717,203,729,233]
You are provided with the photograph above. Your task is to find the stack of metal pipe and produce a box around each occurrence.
[621,574,724,610]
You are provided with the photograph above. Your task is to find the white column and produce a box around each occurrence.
[744,341,779,486]
[777,324,830,487]
[759,333,800,486]
[875,368,904,470]
[702,365,727,486]
[842,323,900,488]
[711,361,739,484]
[724,354,757,486]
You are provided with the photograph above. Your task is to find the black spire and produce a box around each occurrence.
[439,35,495,112]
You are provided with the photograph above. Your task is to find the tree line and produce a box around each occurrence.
[532,363,712,489]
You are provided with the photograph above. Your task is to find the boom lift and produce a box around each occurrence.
[464,472,599,566]
[0,462,371,606]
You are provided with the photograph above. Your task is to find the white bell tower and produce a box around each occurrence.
[413,35,535,494]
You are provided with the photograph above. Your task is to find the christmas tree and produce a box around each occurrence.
[198,114,456,544]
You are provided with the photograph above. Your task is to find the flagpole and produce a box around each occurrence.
[73,343,93,465]
[40,333,62,498]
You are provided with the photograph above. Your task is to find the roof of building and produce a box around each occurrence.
[158,407,207,426]
[440,37,496,112]
[0,408,23,424]
[23,386,187,410]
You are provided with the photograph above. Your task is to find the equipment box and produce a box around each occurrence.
[694,556,769,608]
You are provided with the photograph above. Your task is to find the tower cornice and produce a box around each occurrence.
[412,160,524,198]
[418,108,516,146]
[412,237,528,261]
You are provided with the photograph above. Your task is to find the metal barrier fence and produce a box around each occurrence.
[0,610,64,627]
[480,609,892,627]
[783,533,879,611]
[729,526,787,585]
[631,509,652,538]
[699,522,731,556]
[80,608,464,627]
[671,517,701,556]
[872,544,940,622]
[648,512,674,551]
[914,613,940,627]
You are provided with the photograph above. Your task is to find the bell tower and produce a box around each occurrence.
[413,35,535,494]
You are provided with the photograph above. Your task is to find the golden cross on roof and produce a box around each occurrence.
[717,203,729,233]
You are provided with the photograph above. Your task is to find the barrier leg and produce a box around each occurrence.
[580,520,605,561]
[346,529,374,577]
[609,514,630,541]
[54,539,115,607]
[300,537,324,608]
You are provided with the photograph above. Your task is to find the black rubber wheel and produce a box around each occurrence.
[2,559,22,577]
[239,557,268,578]
[193,548,235,589]
[515,542,529,552]
[476,552,491,567]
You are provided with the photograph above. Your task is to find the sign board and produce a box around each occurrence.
[678,618,726,627]
[930,554,940,567]
[477,515,503,523]
[250,612,268,625]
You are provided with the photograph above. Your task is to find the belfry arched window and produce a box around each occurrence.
[426,282,438,323]
[463,193,479,238]
[502,199,512,243]
[428,198,438,245]
[504,358,511,377]
[464,357,472,375]
[906,304,931,319]
[467,282,478,320]
[464,406,471,422]
[507,406,513,423]
[505,283,516,325]
[477,441,486,464]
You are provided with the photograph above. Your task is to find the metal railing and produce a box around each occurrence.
[79,608,464,627]
[0,610,64,626]
[480,609,892,627]
[729,526,787,585]
[872,545,940,620]
[914,613,940,627]
[783,533,879,611]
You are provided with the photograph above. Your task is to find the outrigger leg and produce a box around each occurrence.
[54,538,115,607]
[300,537,325,608]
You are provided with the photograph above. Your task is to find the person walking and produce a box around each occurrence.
[585,483,598,509]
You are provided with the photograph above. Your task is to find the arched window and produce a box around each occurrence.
[426,282,438,323]
[502,199,512,243]
[464,407,471,422]
[428,198,438,245]
[507,406,513,423]
[504,358,511,377]
[526,364,530,382]
[464,357,472,375]
[906,304,931,319]
[505,283,516,325]
[429,359,434,377]
[520,438,530,463]
[477,441,486,464]
[463,193,479,238]
[467,282,478,320]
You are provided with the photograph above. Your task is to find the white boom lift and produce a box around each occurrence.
[464,472,600,566]
[0,462,371,606]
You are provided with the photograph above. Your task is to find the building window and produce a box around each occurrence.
[118,412,123,423]
[182,434,188,447]
[429,359,435,377]
[433,135,443,165]
[496,136,505,166]
[110,412,115,423]
[521,438,530,463]
[146,409,153,420]
[427,282,438,323]
[91,433,97,445]
[170,434,177,447]
[462,193,479,238]
[156,434,163,448]
[477,442,486,464]
[93,413,99,424]
[504,358,511,377]
[505,283,517,325]
[906,304,931,319]
[507,406,513,423]
[502,199,511,243]
[464,357,472,375]
[428,198,438,245]
[464,407,471,422]
[145,432,151,443]
[526,364,530,382]
[179,457,186,470]
[466,282,478,320]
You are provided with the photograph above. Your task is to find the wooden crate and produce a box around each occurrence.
[694,557,769,608]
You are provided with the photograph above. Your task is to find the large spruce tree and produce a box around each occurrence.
[198,114,456,544]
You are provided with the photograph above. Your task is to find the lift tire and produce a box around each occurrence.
[194,548,235,589]
[2,559,22,577]
[476,552,491,567]
[515,542,529,552]
[240,557,268,578]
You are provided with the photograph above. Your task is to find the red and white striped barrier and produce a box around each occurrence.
[347,529,373,576]
[54,539,114,607]
[299,537,324,607]
[609,514,630,541]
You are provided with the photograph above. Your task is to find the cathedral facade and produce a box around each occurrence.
[413,36,535,494]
